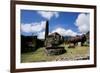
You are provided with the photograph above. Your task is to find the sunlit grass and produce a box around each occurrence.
[21,44,89,63]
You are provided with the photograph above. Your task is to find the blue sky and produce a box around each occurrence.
[21,10,90,39]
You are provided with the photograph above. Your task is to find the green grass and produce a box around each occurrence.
[21,44,89,63]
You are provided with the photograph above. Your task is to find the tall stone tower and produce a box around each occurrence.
[45,21,49,40]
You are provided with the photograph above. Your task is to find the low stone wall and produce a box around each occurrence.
[45,47,66,55]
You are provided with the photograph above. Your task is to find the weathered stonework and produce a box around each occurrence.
[45,47,66,55]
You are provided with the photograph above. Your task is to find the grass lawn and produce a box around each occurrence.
[21,44,89,63]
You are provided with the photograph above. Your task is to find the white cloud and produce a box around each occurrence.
[31,21,46,32]
[21,23,32,33]
[38,31,45,39]
[51,27,78,36]
[75,13,90,33]
[37,11,59,20]
[21,21,46,33]
[37,27,79,39]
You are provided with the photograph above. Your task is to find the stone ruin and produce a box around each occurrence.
[44,21,66,55]
[45,47,66,55]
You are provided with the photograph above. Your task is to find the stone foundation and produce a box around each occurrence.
[45,47,66,55]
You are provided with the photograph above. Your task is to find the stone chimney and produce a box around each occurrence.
[45,21,49,39]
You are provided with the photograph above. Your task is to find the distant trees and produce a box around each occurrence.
[85,31,90,44]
